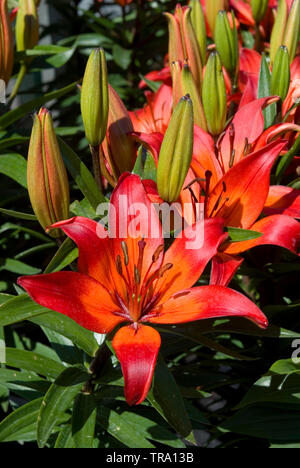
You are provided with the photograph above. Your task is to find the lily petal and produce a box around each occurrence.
[223,214,300,255]
[210,253,244,286]
[112,324,161,405]
[50,217,114,289]
[147,285,268,328]
[156,218,228,303]
[207,140,287,229]
[263,186,300,219]
[18,272,126,334]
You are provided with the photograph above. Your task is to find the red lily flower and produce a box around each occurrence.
[18,174,267,405]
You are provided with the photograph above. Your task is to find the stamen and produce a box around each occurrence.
[229,123,235,168]
[152,244,164,263]
[229,149,235,168]
[134,265,141,285]
[121,241,129,266]
[210,181,227,217]
[158,263,173,278]
[115,255,122,275]
[115,293,130,317]
[137,239,146,276]
[243,137,250,156]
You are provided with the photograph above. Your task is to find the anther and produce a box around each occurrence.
[134,265,141,284]
[115,255,122,275]
[152,245,164,263]
[121,241,129,266]
[158,263,173,278]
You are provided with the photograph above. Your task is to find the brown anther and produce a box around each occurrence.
[137,239,146,275]
[134,265,141,284]
[121,241,129,266]
[243,137,250,156]
[158,263,173,278]
[229,149,235,168]
[152,244,164,263]
[115,255,123,275]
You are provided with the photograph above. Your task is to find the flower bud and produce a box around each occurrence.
[270,0,288,65]
[190,0,207,66]
[27,108,70,238]
[214,10,239,76]
[250,0,268,23]
[157,95,194,203]
[0,0,14,84]
[171,60,183,107]
[181,63,207,131]
[282,0,300,64]
[165,5,203,89]
[202,51,227,136]
[80,48,109,147]
[16,0,39,53]
[205,0,226,37]
[271,46,290,102]
[101,85,136,179]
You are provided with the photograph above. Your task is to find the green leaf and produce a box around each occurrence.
[257,54,277,128]
[112,45,132,70]
[26,44,72,55]
[221,403,300,442]
[0,81,79,130]
[226,226,262,242]
[0,397,43,442]
[0,258,41,275]
[147,354,194,443]
[276,133,300,182]
[0,207,36,221]
[133,146,157,182]
[0,135,29,151]
[0,153,27,188]
[269,359,300,375]
[46,46,76,68]
[97,405,155,448]
[139,74,162,92]
[0,294,49,327]
[44,237,78,273]
[37,366,89,447]
[2,348,65,379]
[58,137,106,210]
[72,393,97,448]
[29,312,98,357]
[54,425,75,448]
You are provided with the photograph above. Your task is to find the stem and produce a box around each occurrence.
[8,63,27,104]
[89,344,111,377]
[99,145,117,188]
[276,133,300,183]
[89,144,103,192]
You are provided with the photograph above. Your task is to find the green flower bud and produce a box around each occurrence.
[202,51,227,136]
[80,48,109,147]
[270,0,288,65]
[205,0,226,38]
[190,0,207,66]
[16,0,39,53]
[0,0,14,85]
[251,0,268,23]
[282,0,300,64]
[27,108,70,238]
[181,63,207,131]
[214,10,239,76]
[271,46,290,102]
[157,96,194,203]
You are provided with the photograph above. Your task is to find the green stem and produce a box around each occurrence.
[276,133,300,183]
[89,144,103,193]
[8,63,27,104]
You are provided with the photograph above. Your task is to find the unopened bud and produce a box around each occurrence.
[250,0,268,23]
[270,0,288,65]
[16,0,39,53]
[181,64,207,131]
[80,48,109,147]
[101,85,136,178]
[190,0,207,66]
[282,0,300,64]
[27,108,70,238]
[157,95,194,203]
[214,10,239,76]
[271,46,290,101]
[205,0,226,37]
[165,5,203,89]
[202,52,227,136]
[0,0,14,84]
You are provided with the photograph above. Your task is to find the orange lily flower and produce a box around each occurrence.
[18,174,268,405]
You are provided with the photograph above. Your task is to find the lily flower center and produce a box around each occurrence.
[113,240,172,323]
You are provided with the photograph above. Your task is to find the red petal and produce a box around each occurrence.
[155,218,228,303]
[207,140,287,228]
[131,131,163,164]
[223,214,300,255]
[109,173,164,281]
[112,324,161,405]
[210,253,244,286]
[50,217,114,290]
[192,125,223,190]
[264,186,300,219]
[219,98,278,171]
[18,272,125,334]
[148,285,268,328]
